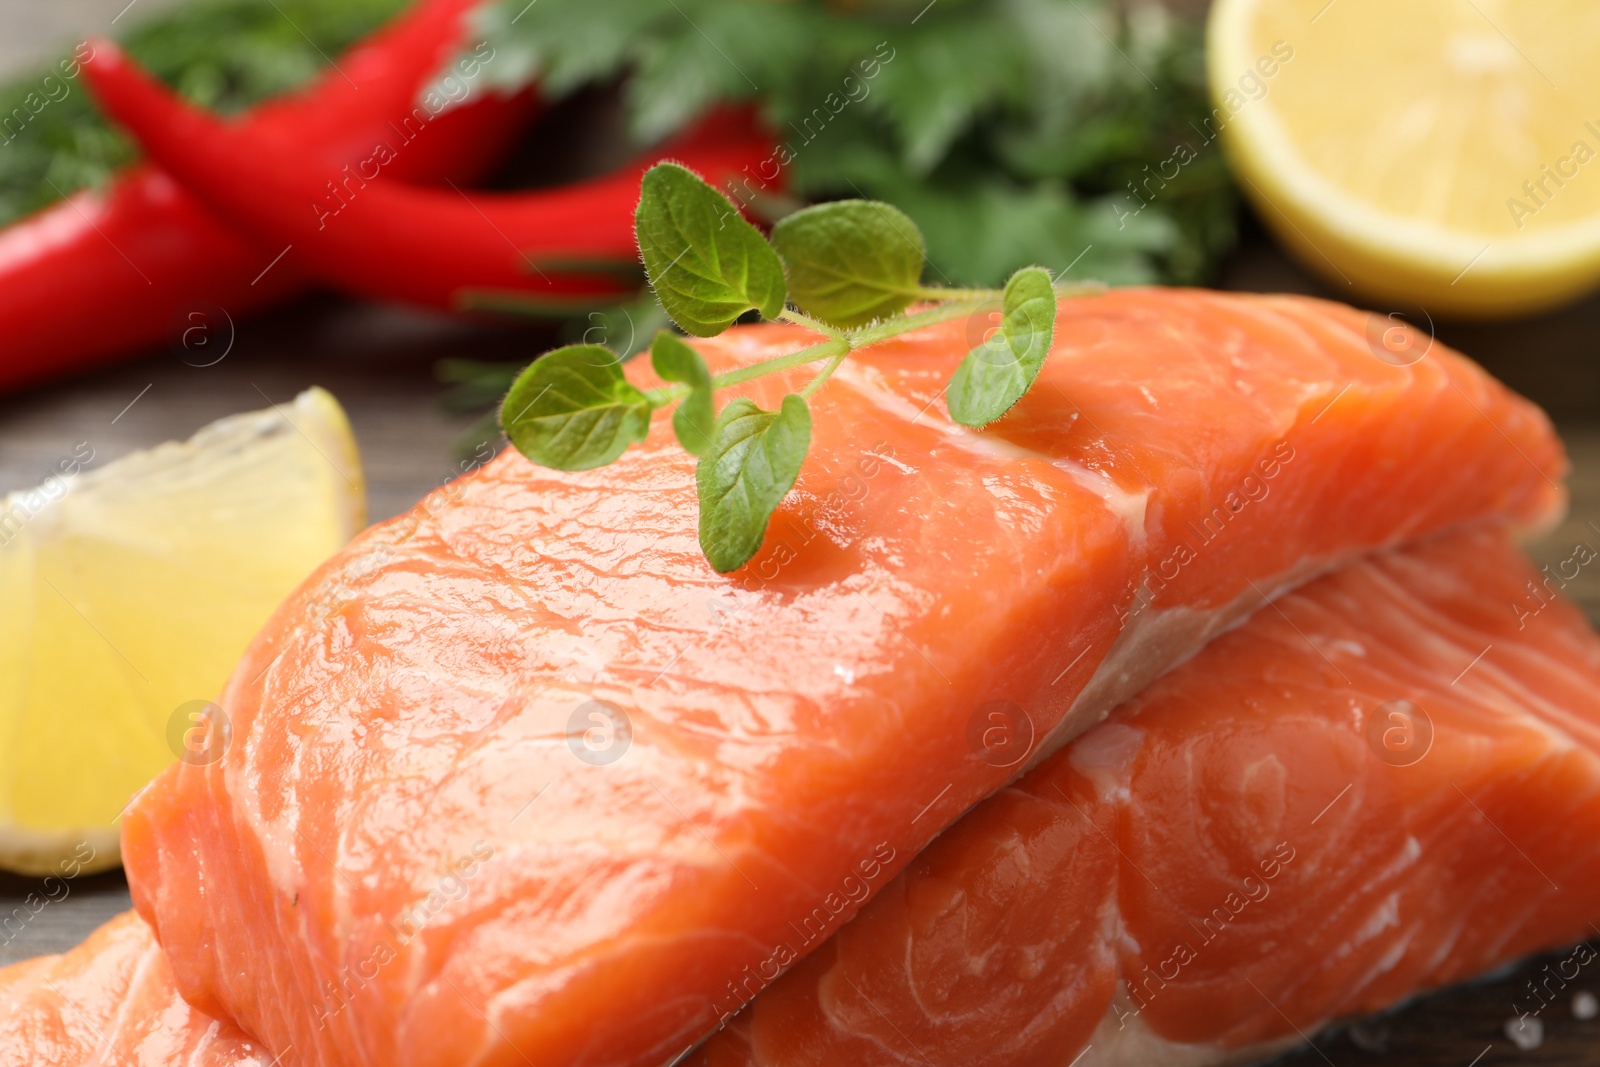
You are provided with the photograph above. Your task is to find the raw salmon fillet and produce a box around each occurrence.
[23,530,1595,1067]
[694,528,1600,1067]
[121,290,1564,1067]
[0,911,265,1066]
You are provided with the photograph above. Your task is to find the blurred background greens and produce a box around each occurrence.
[0,0,1236,289]
[0,0,408,226]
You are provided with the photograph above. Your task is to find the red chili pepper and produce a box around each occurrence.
[82,41,780,314]
[0,0,535,394]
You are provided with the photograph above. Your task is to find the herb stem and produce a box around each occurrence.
[800,349,850,399]
[642,382,690,406]
[847,298,993,348]
[779,309,849,343]
[709,339,847,390]
[650,290,1086,407]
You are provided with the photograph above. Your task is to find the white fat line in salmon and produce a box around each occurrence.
[1511,539,1597,630]
[1511,940,1599,1027]
[0,841,97,949]
[1113,841,1297,1031]
[1120,440,1297,627]
[313,841,496,1031]
[710,842,898,1026]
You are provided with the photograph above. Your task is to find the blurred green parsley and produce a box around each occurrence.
[2,0,1237,286]
[463,0,1238,288]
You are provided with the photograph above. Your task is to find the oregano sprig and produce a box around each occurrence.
[501,345,651,471]
[501,164,1099,573]
[635,162,786,337]
[771,200,926,327]
[945,266,1058,428]
[650,332,716,455]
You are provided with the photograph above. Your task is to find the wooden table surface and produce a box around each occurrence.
[5,2,1600,1063]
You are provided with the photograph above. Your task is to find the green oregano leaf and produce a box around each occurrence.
[650,331,715,456]
[500,344,654,471]
[770,200,926,328]
[945,266,1057,428]
[696,395,812,573]
[635,163,787,337]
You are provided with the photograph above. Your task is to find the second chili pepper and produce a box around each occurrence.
[82,40,781,314]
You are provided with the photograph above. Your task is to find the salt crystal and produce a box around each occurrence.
[1505,1015,1544,1050]
[1347,1018,1390,1053]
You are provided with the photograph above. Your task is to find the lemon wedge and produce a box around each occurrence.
[0,388,364,876]
[1209,0,1600,317]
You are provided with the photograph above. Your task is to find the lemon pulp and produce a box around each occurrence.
[0,388,364,875]
[1210,0,1600,316]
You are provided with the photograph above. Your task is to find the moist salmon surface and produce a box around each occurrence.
[20,531,1599,1067]
[0,911,265,1067]
[694,528,1600,1067]
[120,290,1565,1067]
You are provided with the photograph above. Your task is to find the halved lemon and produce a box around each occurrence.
[1209,0,1600,317]
[0,388,364,875]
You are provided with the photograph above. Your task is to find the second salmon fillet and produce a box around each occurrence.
[122,290,1563,1067]
[693,527,1600,1066]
